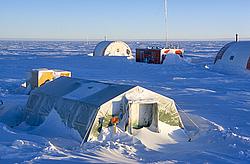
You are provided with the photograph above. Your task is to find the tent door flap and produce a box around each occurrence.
[128,102,159,134]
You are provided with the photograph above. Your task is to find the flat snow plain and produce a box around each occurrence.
[0,40,250,163]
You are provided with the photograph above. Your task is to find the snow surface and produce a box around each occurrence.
[0,40,250,163]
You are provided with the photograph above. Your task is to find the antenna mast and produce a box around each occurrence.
[164,0,168,48]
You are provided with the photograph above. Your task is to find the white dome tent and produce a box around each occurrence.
[93,41,132,57]
[214,41,250,72]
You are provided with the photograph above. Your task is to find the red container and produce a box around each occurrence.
[136,49,162,64]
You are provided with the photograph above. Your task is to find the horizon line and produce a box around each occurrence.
[0,37,250,42]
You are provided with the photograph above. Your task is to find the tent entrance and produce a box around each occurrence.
[128,102,159,134]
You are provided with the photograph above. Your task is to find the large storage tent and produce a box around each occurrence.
[214,41,250,71]
[25,77,184,143]
[93,41,132,57]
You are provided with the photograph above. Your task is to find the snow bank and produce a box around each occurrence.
[163,54,187,65]
[211,64,250,76]
[82,126,145,162]
[0,102,25,127]
[30,109,82,142]
[0,123,49,163]
[132,121,187,151]
[82,121,187,161]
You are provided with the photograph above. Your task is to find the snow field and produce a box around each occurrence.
[0,41,250,163]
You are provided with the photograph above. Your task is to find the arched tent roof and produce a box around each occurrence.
[93,41,113,57]
[93,41,132,57]
[214,41,250,71]
[29,77,135,106]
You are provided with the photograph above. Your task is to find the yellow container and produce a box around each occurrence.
[27,68,71,89]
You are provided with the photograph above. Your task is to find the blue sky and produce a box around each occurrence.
[0,0,250,40]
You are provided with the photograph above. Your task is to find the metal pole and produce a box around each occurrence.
[164,0,168,48]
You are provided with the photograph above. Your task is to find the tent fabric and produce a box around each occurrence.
[25,77,136,140]
[81,85,134,106]
[26,93,98,140]
[88,86,184,140]
[25,77,183,142]
[31,77,134,105]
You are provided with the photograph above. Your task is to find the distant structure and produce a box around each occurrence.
[93,41,132,57]
[136,47,184,64]
[135,0,185,65]
[214,41,250,71]
[22,68,71,90]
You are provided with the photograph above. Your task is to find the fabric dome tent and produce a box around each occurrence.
[25,77,184,143]
[94,41,132,57]
[214,41,250,72]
